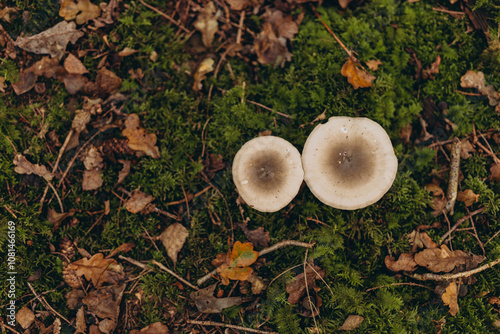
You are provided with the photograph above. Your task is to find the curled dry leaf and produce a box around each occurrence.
[384,253,418,272]
[460,138,475,159]
[193,1,218,48]
[106,243,135,258]
[421,55,441,80]
[130,322,170,334]
[490,163,500,182]
[96,68,122,95]
[116,159,131,185]
[190,283,244,313]
[48,207,76,231]
[13,154,54,181]
[442,281,459,316]
[118,47,138,57]
[236,223,270,248]
[64,253,125,288]
[122,114,160,159]
[82,283,125,322]
[75,307,87,334]
[457,189,479,207]
[82,145,104,191]
[159,223,189,265]
[407,230,438,250]
[414,244,473,273]
[193,57,214,91]
[286,265,325,304]
[60,0,101,25]
[16,306,35,329]
[460,70,500,106]
[14,21,84,59]
[125,189,155,213]
[254,22,291,67]
[214,241,259,285]
[425,183,447,216]
[341,58,375,89]
[338,315,364,331]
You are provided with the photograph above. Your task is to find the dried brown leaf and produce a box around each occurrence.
[422,55,441,80]
[16,306,35,329]
[118,47,138,57]
[48,207,76,230]
[11,70,37,95]
[254,22,292,67]
[442,281,459,316]
[460,70,500,106]
[117,159,131,185]
[130,322,170,334]
[0,6,19,23]
[414,245,471,273]
[457,189,479,207]
[460,138,476,159]
[14,21,84,59]
[66,253,125,288]
[384,253,418,272]
[425,183,447,216]
[125,189,155,213]
[237,223,270,248]
[286,265,325,304]
[490,163,500,182]
[13,154,54,181]
[82,283,125,321]
[96,68,122,95]
[193,1,218,48]
[81,168,102,190]
[338,315,364,331]
[106,242,135,259]
[60,0,101,25]
[159,223,189,265]
[341,58,375,89]
[366,59,382,71]
[122,114,160,158]
[190,283,244,313]
[64,53,88,74]
[0,76,5,93]
[226,0,253,11]
[75,307,87,334]
[193,57,214,91]
[66,289,85,310]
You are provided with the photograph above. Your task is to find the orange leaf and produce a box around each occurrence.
[341,58,375,89]
[215,241,258,285]
[229,241,259,267]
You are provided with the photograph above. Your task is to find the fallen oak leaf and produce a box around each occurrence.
[189,283,245,313]
[122,114,160,159]
[490,163,500,182]
[64,253,125,288]
[457,189,479,207]
[341,57,375,89]
[414,244,473,273]
[60,0,101,25]
[366,59,382,71]
[193,1,218,48]
[193,57,214,91]
[214,241,259,285]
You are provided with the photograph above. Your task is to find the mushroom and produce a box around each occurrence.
[232,136,304,212]
[302,116,398,210]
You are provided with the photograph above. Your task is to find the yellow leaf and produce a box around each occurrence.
[457,189,479,207]
[341,58,375,89]
[122,114,160,159]
[215,241,259,285]
[442,281,459,316]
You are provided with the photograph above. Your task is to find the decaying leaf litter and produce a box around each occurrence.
[2,0,500,333]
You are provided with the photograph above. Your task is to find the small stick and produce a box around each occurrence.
[407,257,500,281]
[440,207,486,243]
[181,185,190,219]
[443,137,461,216]
[27,283,73,327]
[197,240,315,285]
[486,228,500,246]
[151,260,199,290]
[0,322,20,334]
[187,320,277,334]
[478,132,500,164]
[236,11,245,45]
[366,282,433,292]
[303,249,319,329]
[138,0,190,33]
[469,214,485,255]
[47,181,64,213]
[247,100,292,118]
[427,138,455,148]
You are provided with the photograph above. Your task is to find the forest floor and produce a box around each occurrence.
[1,0,500,333]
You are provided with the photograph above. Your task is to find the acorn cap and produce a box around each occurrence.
[232,136,304,212]
[302,116,398,210]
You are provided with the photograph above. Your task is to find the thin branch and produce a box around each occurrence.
[197,240,315,286]
[151,260,199,290]
[247,100,292,119]
[407,257,500,281]
[439,207,486,243]
[187,320,277,334]
[167,186,212,206]
[443,137,461,216]
[47,181,64,213]
[311,6,353,59]
[0,322,20,334]
[138,0,190,33]
[27,283,73,327]
[366,282,433,292]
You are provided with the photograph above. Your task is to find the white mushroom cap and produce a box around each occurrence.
[232,136,304,212]
[302,116,398,210]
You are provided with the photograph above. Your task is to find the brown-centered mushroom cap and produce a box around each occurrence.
[232,136,304,212]
[302,116,398,210]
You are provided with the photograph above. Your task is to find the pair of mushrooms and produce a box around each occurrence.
[232,116,398,212]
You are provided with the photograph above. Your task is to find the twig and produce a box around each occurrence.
[478,132,500,164]
[311,6,354,60]
[366,282,433,292]
[47,181,64,213]
[486,228,500,246]
[118,255,149,270]
[187,320,277,334]
[303,249,319,329]
[167,186,212,206]
[151,260,199,290]
[247,100,292,119]
[0,322,20,334]
[439,207,486,243]
[27,283,73,327]
[407,257,500,281]
[469,213,485,255]
[236,11,245,45]
[443,137,461,215]
[138,0,190,33]
[197,240,315,286]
